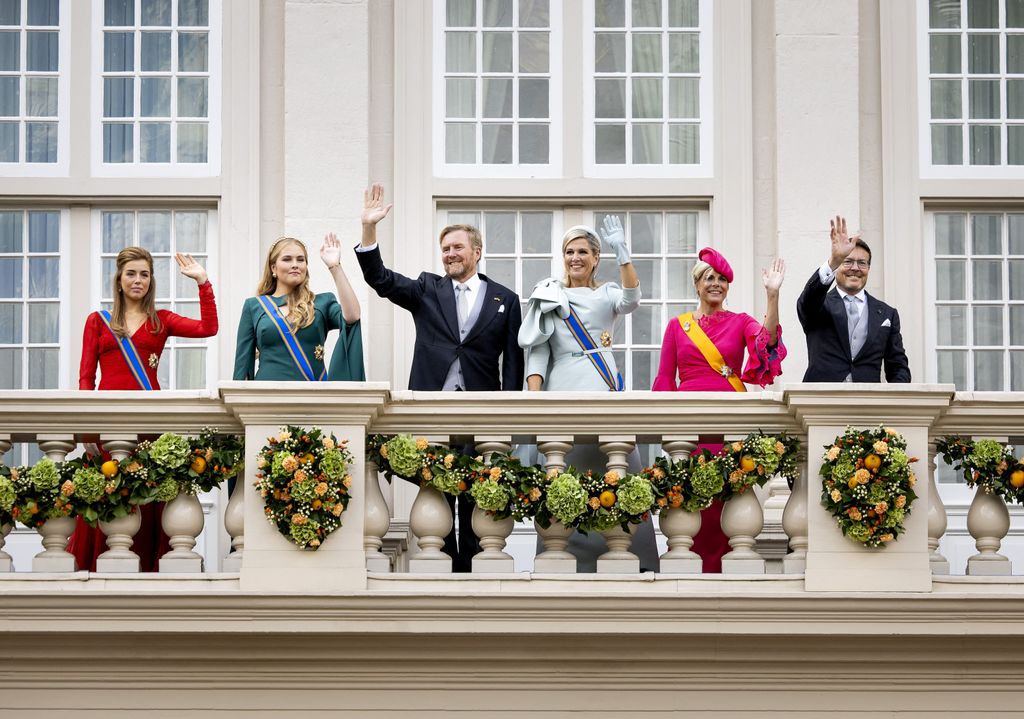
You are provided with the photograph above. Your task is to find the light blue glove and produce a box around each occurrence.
[599,215,630,265]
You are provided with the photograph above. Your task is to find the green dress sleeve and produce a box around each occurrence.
[328,318,365,381]
[233,298,257,380]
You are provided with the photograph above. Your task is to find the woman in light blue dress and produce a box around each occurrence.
[519,218,658,571]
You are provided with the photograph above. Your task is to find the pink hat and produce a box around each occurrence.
[697,247,733,283]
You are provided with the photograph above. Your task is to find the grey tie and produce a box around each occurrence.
[455,283,469,335]
[845,295,865,358]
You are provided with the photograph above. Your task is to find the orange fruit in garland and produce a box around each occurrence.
[1010,470,1024,489]
[100,460,120,478]
[599,490,617,508]
[190,456,207,474]
[739,455,756,473]
[864,454,882,471]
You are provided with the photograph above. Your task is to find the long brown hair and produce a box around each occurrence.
[256,237,316,329]
[109,247,162,337]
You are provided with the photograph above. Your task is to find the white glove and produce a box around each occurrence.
[599,215,630,266]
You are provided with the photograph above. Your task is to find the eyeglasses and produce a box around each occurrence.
[840,259,870,269]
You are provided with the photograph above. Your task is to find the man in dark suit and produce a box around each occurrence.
[355,183,525,570]
[797,215,911,383]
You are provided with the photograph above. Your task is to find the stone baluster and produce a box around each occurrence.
[658,436,701,573]
[966,484,1011,576]
[0,436,13,571]
[222,473,244,573]
[534,437,576,573]
[471,436,515,573]
[597,437,639,573]
[96,436,142,573]
[720,433,766,574]
[782,443,809,574]
[33,437,78,572]
[926,441,950,575]
[408,436,454,573]
[159,490,206,573]
[364,457,392,572]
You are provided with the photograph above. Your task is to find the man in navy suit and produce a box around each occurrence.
[355,183,525,570]
[797,215,911,383]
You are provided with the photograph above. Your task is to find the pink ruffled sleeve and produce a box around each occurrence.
[739,316,786,387]
[652,320,680,391]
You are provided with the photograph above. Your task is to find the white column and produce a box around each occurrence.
[966,487,1011,576]
[96,436,142,573]
[534,437,576,574]
[33,437,78,572]
[408,436,453,573]
[658,437,702,573]
[0,436,13,571]
[364,458,392,572]
[597,437,639,574]
[782,443,809,574]
[222,473,245,573]
[926,441,950,575]
[159,491,205,573]
[471,437,515,573]
[720,433,765,574]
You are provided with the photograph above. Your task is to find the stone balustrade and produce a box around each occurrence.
[2,383,1024,592]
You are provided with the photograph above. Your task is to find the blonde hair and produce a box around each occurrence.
[439,224,483,251]
[109,247,162,337]
[692,260,714,284]
[561,226,601,289]
[257,237,316,329]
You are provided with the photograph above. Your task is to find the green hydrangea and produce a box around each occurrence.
[385,435,422,478]
[150,433,191,469]
[291,477,318,504]
[0,476,14,513]
[749,435,781,475]
[29,457,60,491]
[690,460,724,498]
[970,439,1005,469]
[432,468,462,495]
[888,447,909,473]
[319,449,347,480]
[470,478,511,512]
[617,476,655,516]
[831,457,855,485]
[154,479,180,502]
[545,473,587,525]
[845,523,871,543]
[289,519,319,547]
[72,467,107,503]
[882,507,906,528]
[868,483,888,503]
[588,510,622,533]
[271,451,291,477]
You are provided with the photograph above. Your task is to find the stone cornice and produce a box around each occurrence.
[218,381,391,426]
[933,391,1024,436]
[783,383,956,428]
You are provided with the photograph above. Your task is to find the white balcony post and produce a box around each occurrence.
[33,436,78,572]
[0,435,12,571]
[782,443,809,574]
[408,435,454,574]
[471,436,515,573]
[534,437,576,573]
[597,437,639,574]
[658,437,701,573]
[966,486,1011,576]
[720,433,766,574]
[926,441,950,575]
[364,458,392,572]
[96,436,142,573]
[159,491,205,573]
[222,473,244,573]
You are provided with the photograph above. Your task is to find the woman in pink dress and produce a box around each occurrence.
[652,247,786,572]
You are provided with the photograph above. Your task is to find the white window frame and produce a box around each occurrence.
[90,0,222,177]
[917,0,1024,179]
[582,0,713,178]
[0,0,70,176]
[0,206,70,389]
[89,206,219,389]
[432,0,564,178]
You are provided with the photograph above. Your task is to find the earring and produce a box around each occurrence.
[272,274,277,279]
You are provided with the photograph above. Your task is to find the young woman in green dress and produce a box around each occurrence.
[233,234,365,381]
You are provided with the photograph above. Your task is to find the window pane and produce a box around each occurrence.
[633,0,662,26]
[27,211,57,252]
[669,77,698,118]
[967,0,998,28]
[936,304,967,345]
[669,32,699,73]
[0,302,21,343]
[0,211,21,252]
[172,347,204,388]
[1009,126,1024,164]
[1010,80,1024,118]
[519,123,548,163]
[1010,214,1024,254]
[141,122,173,160]
[445,123,475,163]
[141,31,172,71]
[1009,259,1024,299]
[973,305,1003,345]
[519,0,549,27]
[0,348,21,388]
[446,78,475,118]
[0,31,18,71]
[446,32,476,72]
[104,32,133,72]
[632,33,661,73]
[175,212,207,253]
[519,78,548,118]
[28,302,57,343]
[666,258,694,297]
[482,123,512,163]
[669,0,699,27]
[25,122,55,162]
[1009,35,1024,72]
[632,258,661,296]
[0,258,21,297]
[482,32,513,72]
[666,212,697,253]
[968,34,998,73]
[632,78,662,118]
[28,257,57,298]
[0,0,18,25]
[447,0,475,26]
[596,124,626,163]
[972,258,1003,300]
[28,0,57,24]
[485,257,515,289]
[936,213,966,254]
[102,212,134,252]
[633,123,661,163]
[668,123,699,163]
[483,0,512,27]
[521,257,551,291]
[937,349,967,388]
[931,124,963,164]
[595,78,626,118]
[1011,305,1024,344]
[485,212,516,253]
[179,32,208,71]
[930,34,961,73]
[104,123,134,163]
[631,212,660,254]
[930,0,961,28]
[177,77,208,117]
[104,78,134,117]
[631,303,657,344]
[141,0,171,26]
[1012,351,1024,391]
[0,120,16,161]
[178,0,208,26]
[969,79,999,119]
[105,0,133,25]
[969,124,999,164]
[141,78,170,117]
[972,213,1002,254]
[26,77,57,117]
[596,0,625,27]
[937,259,966,300]
[931,79,962,119]
[176,266,200,298]
[521,212,552,253]
[519,31,549,72]
[177,122,208,162]
[632,349,659,390]
[26,30,56,71]
[595,32,626,71]
[138,212,171,252]
[1011,0,1024,26]
[974,350,1003,390]
[0,76,16,116]
[482,79,512,118]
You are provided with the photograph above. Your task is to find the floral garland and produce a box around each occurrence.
[819,426,918,548]
[0,463,18,527]
[647,454,719,514]
[718,431,801,499]
[255,426,353,550]
[937,435,1024,502]
[470,453,546,522]
[8,457,72,529]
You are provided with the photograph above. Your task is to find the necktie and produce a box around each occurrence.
[455,283,469,333]
[845,295,864,358]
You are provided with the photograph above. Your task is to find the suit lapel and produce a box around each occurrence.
[463,276,501,344]
[864,293,885,352]
[826,288,853,358]
[438,277,460,340]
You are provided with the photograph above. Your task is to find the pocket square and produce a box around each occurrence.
[498,304,505,313]
[881,318,891,327]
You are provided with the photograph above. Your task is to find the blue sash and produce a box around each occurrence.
[256,295,325,382]
[562,304,624,392]
[98,310,154,391]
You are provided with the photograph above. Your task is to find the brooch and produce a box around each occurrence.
[314,344,324,361]
[148,353,159,368]
[682,321,691,332]
[600,330,612,347]
[720,365,733,378]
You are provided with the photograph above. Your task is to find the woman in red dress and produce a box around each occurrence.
[70,246,219,571]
